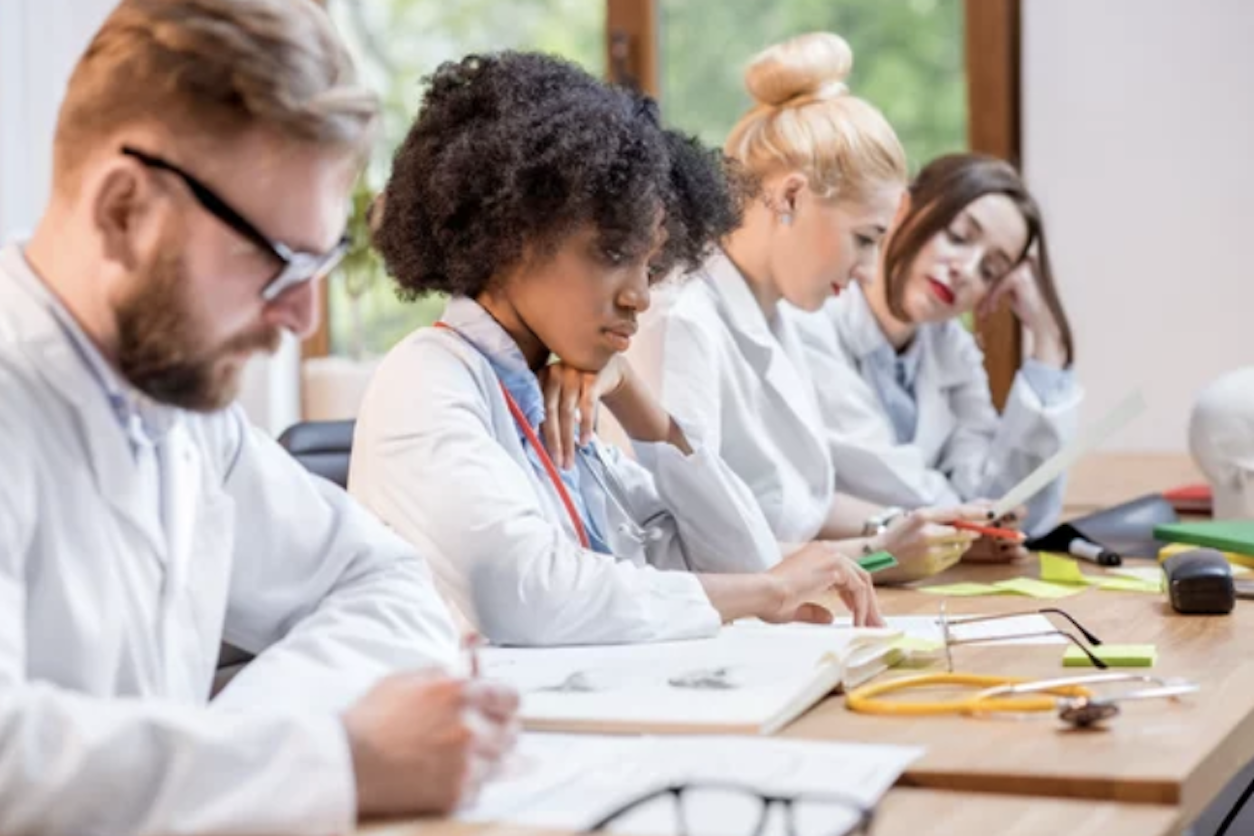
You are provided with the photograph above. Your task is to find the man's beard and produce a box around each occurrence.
[115,245,281,412]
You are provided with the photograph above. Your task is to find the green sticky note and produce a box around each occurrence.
[992,577,1086,599]
[916,582,1006,597]
[858,550,899,574]
[1039,552,1092,586]
[1063,644,1157,667]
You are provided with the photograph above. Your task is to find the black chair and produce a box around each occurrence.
[276,419,357,489]
[212,642,255,696]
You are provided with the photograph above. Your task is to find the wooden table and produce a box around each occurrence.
[783,555,1254,824]
[358,555,1227,835]
[361,455,1216,835]
[359,788,1181,836]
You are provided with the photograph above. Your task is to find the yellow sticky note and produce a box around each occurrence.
[916,583,1006,597]
[1095,576,1162,594]
[1158,542,1254,570]
[1039,553,1161,594]
[890,635,944,653]
[1039,552,1092,585]
[1107,565,1166,585]
[889,636,944,669]
[1063,644,1157,667]
[992,577,1086,599]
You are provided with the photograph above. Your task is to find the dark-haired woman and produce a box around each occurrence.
[800,153,1081,544]
[348,52,883,647]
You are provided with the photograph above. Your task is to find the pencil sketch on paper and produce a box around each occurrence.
[537,671,601,693]
[531,665,747,694]
[667,666,739,690]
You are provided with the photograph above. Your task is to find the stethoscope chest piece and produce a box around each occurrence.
[1057,697,1122,728]
[976,673,1200,730]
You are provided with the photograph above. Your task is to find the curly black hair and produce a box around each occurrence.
[373,51,750,300]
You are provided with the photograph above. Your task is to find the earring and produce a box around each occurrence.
[780,212,793,226]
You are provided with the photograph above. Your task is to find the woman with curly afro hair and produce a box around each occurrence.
[349,51,882,647]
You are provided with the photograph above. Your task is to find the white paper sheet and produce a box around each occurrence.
[461,733,922,836]
[832,613,1066,646]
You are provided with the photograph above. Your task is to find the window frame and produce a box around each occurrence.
[306,0,1023,407]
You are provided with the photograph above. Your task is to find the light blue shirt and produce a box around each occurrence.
[849,286,1074,444]
[440,296,612,553]
[861,336,925,445]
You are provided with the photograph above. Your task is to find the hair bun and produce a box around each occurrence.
[744,32,853,109]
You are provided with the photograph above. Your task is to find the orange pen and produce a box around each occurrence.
[951,519,1026,542]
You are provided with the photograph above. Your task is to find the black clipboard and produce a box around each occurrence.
[1025,493,1180,560]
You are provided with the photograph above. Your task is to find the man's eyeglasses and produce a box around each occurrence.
[585,781,874,836]
[937,602,1108,672]
[120,146,350,302]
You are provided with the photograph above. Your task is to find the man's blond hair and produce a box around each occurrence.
[54,0,377,190]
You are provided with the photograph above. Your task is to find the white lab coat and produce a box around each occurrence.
[0,245,459,836]
[626,250,836,545]
[348,306,781,647]
[794,283,1082,536]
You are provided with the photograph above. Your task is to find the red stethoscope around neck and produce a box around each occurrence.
[433,321,591,549]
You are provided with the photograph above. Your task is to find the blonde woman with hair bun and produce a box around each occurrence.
[615,32,992,585]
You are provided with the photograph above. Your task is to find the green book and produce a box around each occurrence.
[857,550,899,574]
[1154,520,1254,558]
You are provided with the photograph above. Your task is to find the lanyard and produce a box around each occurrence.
[433,321,591,550]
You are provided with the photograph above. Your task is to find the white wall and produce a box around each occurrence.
[0,0,301,435]
[0,0,113,240]
[238,335,303,437]
[1023,0,1254,452]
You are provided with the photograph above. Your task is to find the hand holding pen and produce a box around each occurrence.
[340,633,519,818]
[956,503,1031,564]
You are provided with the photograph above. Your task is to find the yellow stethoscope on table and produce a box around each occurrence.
[845,603,1200,728]
[847,671,1198,728]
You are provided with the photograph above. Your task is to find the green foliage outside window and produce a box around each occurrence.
[659,0,966,167]
[325,0,966,359]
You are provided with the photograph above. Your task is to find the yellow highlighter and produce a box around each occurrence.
[1158,541,1254,571]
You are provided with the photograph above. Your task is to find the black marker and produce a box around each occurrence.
[1068,538,1122,567]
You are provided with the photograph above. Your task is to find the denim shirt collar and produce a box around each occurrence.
[440,295,546,427]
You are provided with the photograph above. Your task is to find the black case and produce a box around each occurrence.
[1162,549,1235,615]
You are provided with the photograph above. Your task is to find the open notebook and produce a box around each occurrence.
[480,622,901,735]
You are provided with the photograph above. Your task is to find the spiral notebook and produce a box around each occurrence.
[480,622,901,735]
